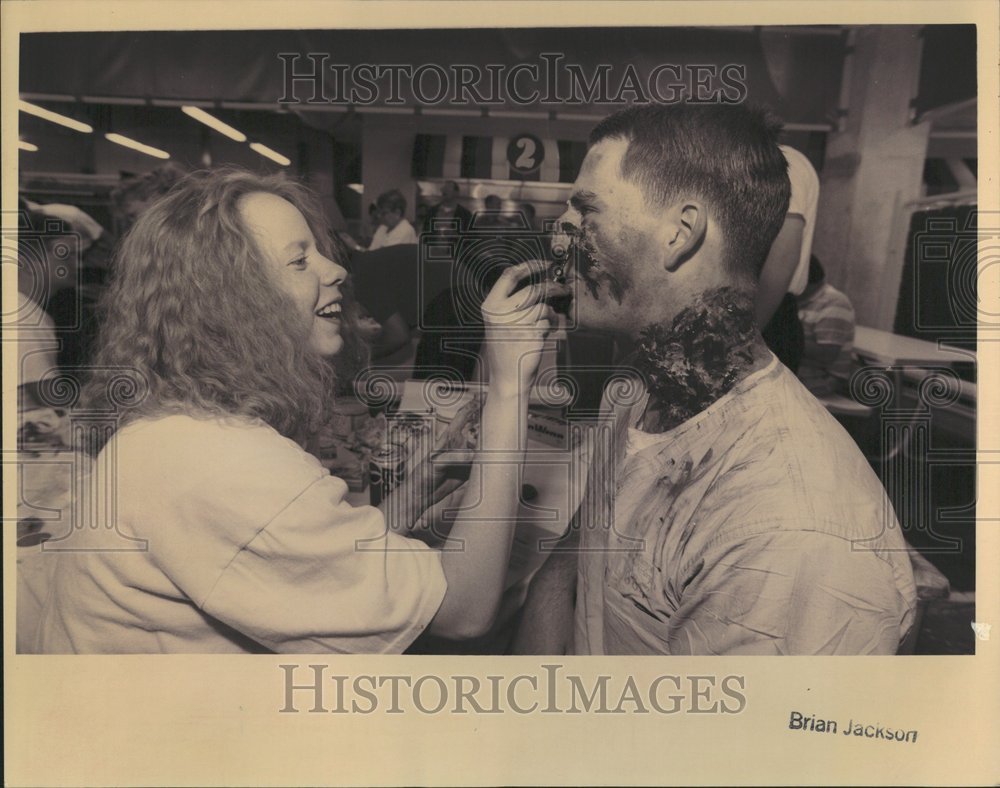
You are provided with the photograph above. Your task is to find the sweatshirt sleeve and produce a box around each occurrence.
[202,474,446,653]
[116,416,445,654]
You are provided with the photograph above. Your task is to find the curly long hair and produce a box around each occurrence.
[83,167,368,450]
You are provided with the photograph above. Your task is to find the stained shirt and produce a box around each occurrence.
[574,355,917,655]
[35,415,446,654]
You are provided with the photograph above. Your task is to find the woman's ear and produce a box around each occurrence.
[663,200,707,270]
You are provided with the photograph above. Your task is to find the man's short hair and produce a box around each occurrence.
[589,104,791,281]
[376,189,407,215]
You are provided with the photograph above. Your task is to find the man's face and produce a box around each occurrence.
[554,137,671,336]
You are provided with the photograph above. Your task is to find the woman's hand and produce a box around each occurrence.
[481,260,569,397]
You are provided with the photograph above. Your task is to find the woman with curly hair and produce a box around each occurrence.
[35,168,562,654]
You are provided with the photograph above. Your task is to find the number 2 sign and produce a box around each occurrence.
[506,133,545,175]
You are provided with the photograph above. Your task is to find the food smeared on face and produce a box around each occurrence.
[552,138,669,334]
[557,187,630,305]
[633,286,758,433]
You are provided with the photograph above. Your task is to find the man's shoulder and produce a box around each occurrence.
[743,363,863,455]
[704,366,885,537]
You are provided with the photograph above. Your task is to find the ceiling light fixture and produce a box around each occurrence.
[105,132,170,159]
[249,142,291,166]
[181,105,247,142]
[18,99,93,133]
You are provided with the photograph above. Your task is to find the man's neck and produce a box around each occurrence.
[628,285,769,433]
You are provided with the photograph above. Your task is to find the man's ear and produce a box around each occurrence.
[663,200,707,270]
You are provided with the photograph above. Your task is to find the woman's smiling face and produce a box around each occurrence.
[240,192,348,358]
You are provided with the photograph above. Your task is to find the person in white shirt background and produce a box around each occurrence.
[367,188,418,250]
[754,144,821,371]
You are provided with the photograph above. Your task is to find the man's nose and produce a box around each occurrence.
[550,210,579,258]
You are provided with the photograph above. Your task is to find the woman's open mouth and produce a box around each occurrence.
[316,301,342,320]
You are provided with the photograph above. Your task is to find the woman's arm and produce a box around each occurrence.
[375,261,565,639]
[429,389,526,638]
[427,261,566,640]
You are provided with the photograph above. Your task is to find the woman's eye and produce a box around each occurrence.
[289,257,308,269]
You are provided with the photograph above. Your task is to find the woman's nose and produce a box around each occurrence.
[318,254,347,286]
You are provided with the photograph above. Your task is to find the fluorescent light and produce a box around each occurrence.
[181,106,247,142]
[553,111,601,122]
[354,106,413,115]
[19,140,39,152]
[488,110,548,120]
[347,183,364,194]
[422,108,482,118]
[249,142,290,166]
[105,132,170,160]
[18,99,93,133]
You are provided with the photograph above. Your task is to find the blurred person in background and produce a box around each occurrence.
[422,180,472,234]
[23,198,115,273]
[368,188,417,250]
[13,208,81,648]
[12,207,75,447]
[110,162,188,237]
[475,194,513,229]
[518,201,539,232]
[796,255,856,397]
[348,245,417,362]
[755,145,820,372]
